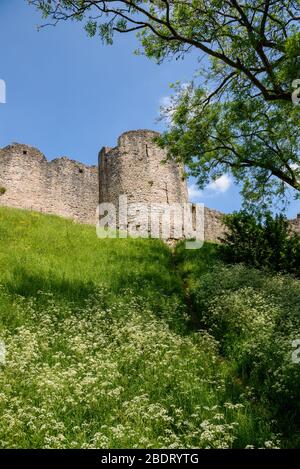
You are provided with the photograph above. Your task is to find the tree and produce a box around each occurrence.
[29,0,300,208]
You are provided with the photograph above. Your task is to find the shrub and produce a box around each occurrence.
[189,262,300,438]
[0,187,6,196]
[220,211,300,277]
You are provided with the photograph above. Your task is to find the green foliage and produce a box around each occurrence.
[175,245,300,446]
[0,187,6,196]
[220,211,300,276]
[85,20,97,38]
[157,92,300,210]
[0,207,278,448]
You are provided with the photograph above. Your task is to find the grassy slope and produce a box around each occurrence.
[0,207,284,448]
[175,241,300,447]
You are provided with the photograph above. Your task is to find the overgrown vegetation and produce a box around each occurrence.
[175,242,300,447]
[220,211,300,277]
[0,207,287,448]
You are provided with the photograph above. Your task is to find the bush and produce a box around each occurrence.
[0,187,6,196]
[189,262,300,439]
[175,244,300,443]
[220,211,300,277]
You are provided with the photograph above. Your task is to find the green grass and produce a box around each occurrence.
[175,240,300,447]
[0,207,290,448]
[0,207,179,305]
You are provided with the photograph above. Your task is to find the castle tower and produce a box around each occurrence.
[98,130,188,238]
[0,132,298,242]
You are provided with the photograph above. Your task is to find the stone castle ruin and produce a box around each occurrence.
[0,129,299,241]
[0,142,98,224]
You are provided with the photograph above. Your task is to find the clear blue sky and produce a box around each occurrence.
[0,0,298,217]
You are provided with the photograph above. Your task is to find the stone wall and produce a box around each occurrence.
[99,130,189,239]
[204,207,226,243]
[0,143,98,224]
[289,214,300,236]
[202,209,300,243]
[203,209,300,242]
[0,134,298,243]
[99,130,228,242]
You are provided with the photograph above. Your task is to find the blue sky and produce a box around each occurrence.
[0,0,298,217]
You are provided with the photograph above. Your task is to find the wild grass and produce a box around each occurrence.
[175,241,300,447]
[0,207,290,448]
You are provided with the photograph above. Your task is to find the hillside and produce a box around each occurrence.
[0,207,298,448]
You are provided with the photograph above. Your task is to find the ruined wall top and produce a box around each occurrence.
[0,132,299,242]
[0,142,97,170]
[0,142,98,224]
[1,143,47,161]
[117,129,160,145]
[99,129,188,207]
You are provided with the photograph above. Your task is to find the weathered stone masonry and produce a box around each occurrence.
[0,130,299,241]
[0,143,98,224]
[290,214,300,236]
[99,130,188,207]
[99,130,189,238]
